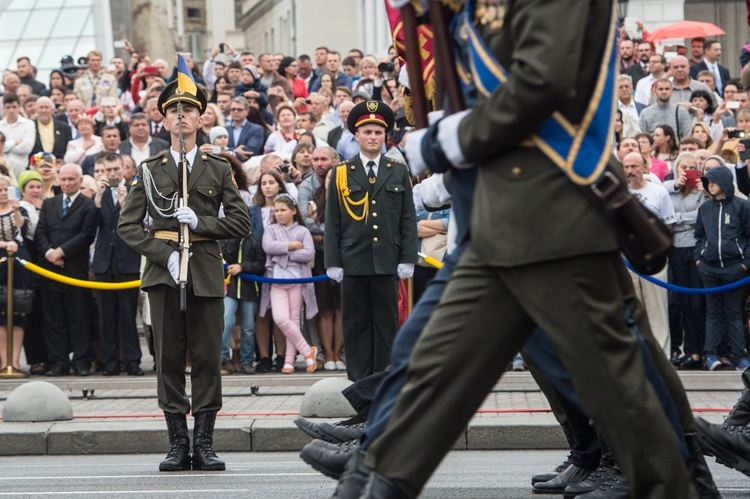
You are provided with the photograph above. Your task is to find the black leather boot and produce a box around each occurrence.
[192,410,226,471]
[685,433,722,498]
[697,416,750,477]
[532,462,594,494]
[563,446,617,498]
[360,471,410,499]
[330,449,371,499]
[300,438,357,479]
[532,421,575,485]
[726,388,750,426]
[159,412,191,472]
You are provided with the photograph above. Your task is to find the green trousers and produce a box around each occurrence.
[365,248,697,499]
[149,284,224,415]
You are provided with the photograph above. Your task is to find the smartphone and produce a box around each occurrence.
[108,178,119,188]
[728,101,741,110]
[219,43,226,53]
[624,17,641,40]
[741,139,750,161]
[212,145,222,154]
[729,130,746,139]
[114,40,126,49]
[684,170,701,188]
[7,188,17,200]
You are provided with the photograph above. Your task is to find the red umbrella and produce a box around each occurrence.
[648,20,725,41]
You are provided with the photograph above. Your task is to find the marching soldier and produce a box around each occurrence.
[324,100,418,382]
[118,78,250,472]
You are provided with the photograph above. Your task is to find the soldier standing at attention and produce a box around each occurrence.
[324,100,418,382]
[118,71,250,472]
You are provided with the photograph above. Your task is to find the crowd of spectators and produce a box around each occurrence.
[0,39,438,377]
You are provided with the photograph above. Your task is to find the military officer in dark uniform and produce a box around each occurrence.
[352,1,699,498]
[324,100,418,382]
[118,79,250,472]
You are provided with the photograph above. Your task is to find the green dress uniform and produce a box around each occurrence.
[118,78,250,472]
[325,101,418,381]
[362,1,699,498]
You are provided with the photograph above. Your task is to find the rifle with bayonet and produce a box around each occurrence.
[177,100,190,311]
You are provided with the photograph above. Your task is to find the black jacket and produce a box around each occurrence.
[221,227,265,302]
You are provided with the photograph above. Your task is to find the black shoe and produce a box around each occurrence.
[361,471,409,499]
[531,456,571,485]
[671,350,682,366]
[274,354,285,372]
[127,364,144,376]
[159,412,191,472]
[74,366,91,376]
[294,417,365,444]
[299,438,358,479]
[45,365,69,377]
[192,410,225,471]
[572,467,629,498]
[563,457,618,498]
[680,356,703,370]
[256,357,272,373]
[102,362,120,376]
[533,463,593,494]
[332,449,372,498]
[684,432,721,499]
[697,416,750,477]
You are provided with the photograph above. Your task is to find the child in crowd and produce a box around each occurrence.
[220,209,265,375]
[695,165,750,371]
[260,193,318,373]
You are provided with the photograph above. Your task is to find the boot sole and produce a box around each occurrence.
[699,433,750,477]
[192,463,226,471]
[293,418,353,445]
[159,461,191,472]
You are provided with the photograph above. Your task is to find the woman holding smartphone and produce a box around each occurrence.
[664,152,706,369]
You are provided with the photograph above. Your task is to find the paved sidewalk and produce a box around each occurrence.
[0,368,742,455]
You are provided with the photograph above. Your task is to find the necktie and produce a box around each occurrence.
[62,196,70,217]
[111,187,118,206]
[367,160,376,185]
[711,64,722,94]
[153,123,160,137]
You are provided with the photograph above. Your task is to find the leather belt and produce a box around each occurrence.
[152,230,212,244]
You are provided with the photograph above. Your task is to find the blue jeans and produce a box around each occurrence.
[699,261,747,361]
[221,296,258,366]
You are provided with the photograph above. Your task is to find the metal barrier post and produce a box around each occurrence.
[1,251,28,378]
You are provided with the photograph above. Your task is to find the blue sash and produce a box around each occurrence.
[463,0,617,185]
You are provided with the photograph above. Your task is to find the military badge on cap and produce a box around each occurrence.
[157,55,207,115]
[347,100,395,133]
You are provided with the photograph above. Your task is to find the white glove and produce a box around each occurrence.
[174,206,198,231]
[437,109,473,169]
[397,263,415,280]
[326,267,344,283]
[167,251,180,284]
[404,128,429,176]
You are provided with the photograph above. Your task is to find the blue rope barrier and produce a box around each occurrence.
[623,259,750,295]
[223,263,331,284]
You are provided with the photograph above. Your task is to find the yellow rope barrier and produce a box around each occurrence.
[17,259,141,290]
[418,252,444,269]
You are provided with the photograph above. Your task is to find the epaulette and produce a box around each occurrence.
[203,151,230,165]
[143,149,168,165]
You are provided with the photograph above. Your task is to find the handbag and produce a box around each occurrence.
[417,213,448,268]
[0,286,34,316]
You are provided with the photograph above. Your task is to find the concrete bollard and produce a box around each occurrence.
[3,381,73,422]
[299,377,356,418]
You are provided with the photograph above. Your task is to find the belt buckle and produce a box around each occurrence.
[589,171,620,200]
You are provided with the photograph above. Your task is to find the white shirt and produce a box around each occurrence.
[628,181,676,224]
[618,99,640,121]
[129,137,154,166]
[0,115,35,176]
[169,145,198,172]
[360,153,381,176]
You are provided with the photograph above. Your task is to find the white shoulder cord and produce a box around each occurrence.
[141,162,179,218]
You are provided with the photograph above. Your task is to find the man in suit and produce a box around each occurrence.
[92,152,143,376]
[226,97,264,162]
[30,97,71,160]
[82,125,122,176]
[324,100,417,382]
[119,112,170,166]
[35,163,98,376]
[118,79,250,472]
[144,97,172,143]
[55,99,84,139]
[350,1,698,498]
[624,41,653,87]
[690,41,731,95]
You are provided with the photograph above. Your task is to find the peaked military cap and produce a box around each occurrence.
[347,100,395,133]
[157,79,207,116]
